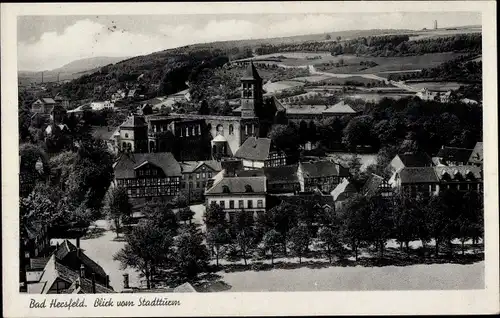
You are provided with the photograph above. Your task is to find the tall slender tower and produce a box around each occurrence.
[240,62,263,118]
[434,20,438,30]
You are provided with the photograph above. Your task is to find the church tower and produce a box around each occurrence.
[240,62,263,118]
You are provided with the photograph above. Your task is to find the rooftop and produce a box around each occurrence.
[437,146,474,164]
[399,167,439,184]
[331,178,357,201]
[114,152,181,179]
[205,176,267,195]
[120,115,147,128]
[468,142,483,164]
[91,126,118,141]
[300,160,349,178]
[396,152,433,167]
[234,137,272,161]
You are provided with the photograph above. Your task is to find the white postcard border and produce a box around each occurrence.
[2,1,498,316]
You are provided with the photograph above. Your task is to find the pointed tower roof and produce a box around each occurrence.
[241,62,261,81]
[120,115,147,128]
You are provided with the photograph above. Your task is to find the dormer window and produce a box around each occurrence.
[222,185,230,193]
[245,185,253,192]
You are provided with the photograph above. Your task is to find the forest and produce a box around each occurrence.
[255,34,482,57]
[388,54,482,83]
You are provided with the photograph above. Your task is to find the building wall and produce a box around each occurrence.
[206,194,266,212]
[242,159,265,170]
[116,176,181,198]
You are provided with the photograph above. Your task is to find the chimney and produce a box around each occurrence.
[123,273,130,289]
[75,277,80,289]
[79,264,85,279]
[92,273,96,294]
[106,275,110,288]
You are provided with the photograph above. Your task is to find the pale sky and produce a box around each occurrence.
[17,12,481,71]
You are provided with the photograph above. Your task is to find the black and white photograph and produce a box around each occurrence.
[2,1,499,316]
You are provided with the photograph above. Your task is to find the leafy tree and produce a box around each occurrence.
[261,229,282,265]
[105,187,132,237]
[66,139,114,218]
[236,229,254,266]
[114,219,174,289]
[198,100,210,115]
[178,207,195,224]
[206,224,231,267]
[367,196,393,257]
[289,224,311,264]
[339,194,371,261]
[342,115,377,151]
[172,224,210,282]
[317,226,342,263]
[391,193,418,254]
[204,201,226,229]
[268,202,298,255]
[142,200,179,233]
[267,124,300,156]
[325,34,332,40]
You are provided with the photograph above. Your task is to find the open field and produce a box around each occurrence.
[263,80,305,93]
[317,75,385,86]
[408,28,481,41]
[345,92,414,103]
[407,81,464,91]
[220,261,484,291]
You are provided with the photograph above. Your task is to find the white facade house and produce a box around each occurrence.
[90,101,115,111]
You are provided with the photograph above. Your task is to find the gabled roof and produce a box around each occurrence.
[331,178,357,201]
[54,240,107,279]
[361,173,386,196]
[323,101,357,114]
[30,257,50,271]
[437,146,473,164]
[284,105,327,115]
[277,194,334,208]
[396,152,433,167]
[114,152,181,179]
[300,160,349,178]
[434,165,482,181]
[399,167,439,184]
[28,255,112,294]
[241,62,261,81]
[234,137,272,161]
[120,115,147,128]
[468,142,483,164]
[180,160,222,173]
[263,164,299,184]
[42,98,56,104]
[205,176,266,195]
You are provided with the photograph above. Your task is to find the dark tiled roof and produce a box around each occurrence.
[263,164,299,184]
[205,176,266,194]
[67,277,114,294]
[323,101,357,114]
[30,257,50,271]
[399,167,439,184]
[468,142,483,164]
[437,146,473,163]
[55,240,107,280]
[397,152,433,167]
[361,173,386,196]
[180,160,222,173]
[234,137,272,161]
[300,160,349,178]
[91,126,117,141]
[434,165,482,181]
[242,62,261,81]
[42,98,56,104]
[120,115,147,128]
[331,178,357,201]
[114,152,181,179]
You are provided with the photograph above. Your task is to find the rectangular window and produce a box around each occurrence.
[208,172,212,178]
[152,170,157,176]
[196,182,200,188]
[238,200,244,208]
[257,200,263,208]
[202,173,206,179]
[196,173,200,179]
[139,170,144,176]
[229,200,234,209]
[247,200,253,209]
[219,201,225,208]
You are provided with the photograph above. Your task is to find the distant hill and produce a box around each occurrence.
[52,56,130,74]
[18,56,129,85]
